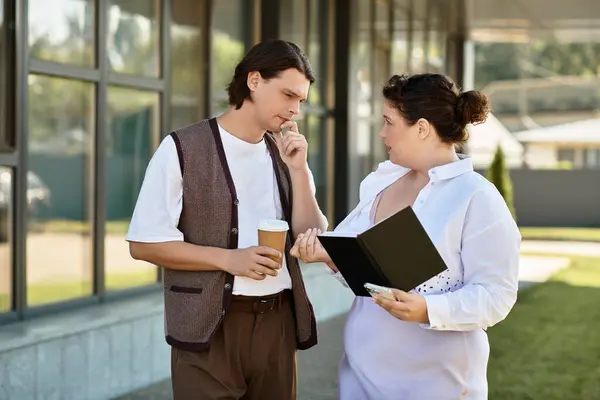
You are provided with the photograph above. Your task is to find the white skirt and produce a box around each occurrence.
[339,297,490,400]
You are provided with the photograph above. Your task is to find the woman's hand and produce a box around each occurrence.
[290,228,338,271]
[373,289,430,324]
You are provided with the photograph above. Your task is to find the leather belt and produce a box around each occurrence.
[229,290,291,314]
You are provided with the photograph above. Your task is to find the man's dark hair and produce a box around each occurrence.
[226,39,315,109]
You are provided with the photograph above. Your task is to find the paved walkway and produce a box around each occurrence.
[521,240,600,257]
[518,254,570,288]
[115,244,586,400]
[115,315,346,400]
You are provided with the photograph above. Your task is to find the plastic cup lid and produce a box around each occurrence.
[258,220,289,232]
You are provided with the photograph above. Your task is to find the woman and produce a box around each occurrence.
[291,74,521,399]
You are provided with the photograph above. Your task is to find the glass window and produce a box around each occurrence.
[170,0,206,130]
[426,0,447,73]
[0,166,12,313]
[211,0,249,115]
[0,0,7,146]
[306,114,327,207]
[348,0,374,209]
[307,0,323,105]
[392,3,410,74]
[280,0,307,48]
[375,0,390,42]
[305,0,331,218]
[28,0,95,66]
[108,0,160,77]
[106,87,159,290]
[27,75,94,306]
[410,19,426,73]
[410,0,427,73]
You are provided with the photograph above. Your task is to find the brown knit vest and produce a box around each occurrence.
[163,118,317,352]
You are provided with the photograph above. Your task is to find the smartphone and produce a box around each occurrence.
[364,283,396,301]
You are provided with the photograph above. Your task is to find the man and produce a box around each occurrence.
[126,39,328,400]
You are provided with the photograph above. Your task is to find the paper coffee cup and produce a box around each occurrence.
[258,220,289,264]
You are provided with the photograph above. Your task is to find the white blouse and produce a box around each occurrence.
[330,156,521,400]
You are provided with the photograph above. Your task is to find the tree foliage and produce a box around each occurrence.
[486,145,517,221]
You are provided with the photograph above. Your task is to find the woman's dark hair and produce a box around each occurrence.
[382,74,490,144]
[227,39,315,109]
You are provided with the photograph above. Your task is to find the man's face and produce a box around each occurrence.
[248,68,310,132]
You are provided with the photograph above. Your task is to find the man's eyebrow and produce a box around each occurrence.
[284,88,307,102]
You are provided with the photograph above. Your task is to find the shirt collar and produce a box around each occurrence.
[428,154,473,182]
[359,155,473,202]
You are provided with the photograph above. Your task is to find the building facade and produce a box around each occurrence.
[0,1,464,398]
[4,0,600,398]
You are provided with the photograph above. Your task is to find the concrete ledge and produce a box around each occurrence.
[0,292,171,400]
[0,264,354,400]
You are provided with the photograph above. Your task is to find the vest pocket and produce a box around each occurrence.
[169,285,204,294]
[164,287,211,344]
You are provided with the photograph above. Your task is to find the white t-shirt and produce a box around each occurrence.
[126,124,326,296]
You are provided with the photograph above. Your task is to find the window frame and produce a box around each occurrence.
[1,0,175,323]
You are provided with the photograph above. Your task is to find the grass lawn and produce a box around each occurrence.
[0,293,9,313]
[488,254,600,399]
[29,270,158,306]
[29,219,130,235]
[520,227,600,242]
[0,271,158,309]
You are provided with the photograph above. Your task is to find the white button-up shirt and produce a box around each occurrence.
[331,156,521,399]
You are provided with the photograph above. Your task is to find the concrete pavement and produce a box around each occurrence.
[115,246,586,400]
[114,315,346,400]
[520,240,600,257]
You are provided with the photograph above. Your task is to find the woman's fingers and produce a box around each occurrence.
[298,230,311,261]
[306,228,319,258]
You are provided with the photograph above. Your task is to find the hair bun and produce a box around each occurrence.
[456,90,490,125]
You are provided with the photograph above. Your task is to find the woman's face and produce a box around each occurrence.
[378,102,430,167]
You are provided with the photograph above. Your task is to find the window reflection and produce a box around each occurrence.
[0,166,12,313]
[348,0,374,206]
[426,0,447,74]
[280,0,307,48]
[108,0,160,77]
[392,3,410,74]
[28,0,95,66]
[106,87,159,290]
[170,0,206,130]
[27,75,94,306]
[306,114,327,207]
[0,0,7,148]
[308,0,322,106]
[211,0,248,115]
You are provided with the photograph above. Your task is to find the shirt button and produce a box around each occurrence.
[221,309,226,316]
[233,199,239,206]
[224,283,232,290]
[231,228,238,235]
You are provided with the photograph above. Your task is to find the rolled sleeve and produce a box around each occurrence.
[420,190,521,332]
[126,135,185,243]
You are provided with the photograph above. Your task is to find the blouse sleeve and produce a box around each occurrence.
[421,188,521,331]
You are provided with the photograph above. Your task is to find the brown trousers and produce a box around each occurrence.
[171,290,297,400]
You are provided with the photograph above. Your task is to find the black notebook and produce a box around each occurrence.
[318,206,448,297]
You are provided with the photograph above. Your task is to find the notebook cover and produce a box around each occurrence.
[318,234,392,296]
[358,206,448,292]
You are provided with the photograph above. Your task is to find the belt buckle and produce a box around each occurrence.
[253,297,276,314]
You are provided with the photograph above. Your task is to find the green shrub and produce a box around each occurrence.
[486,145,516,220]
